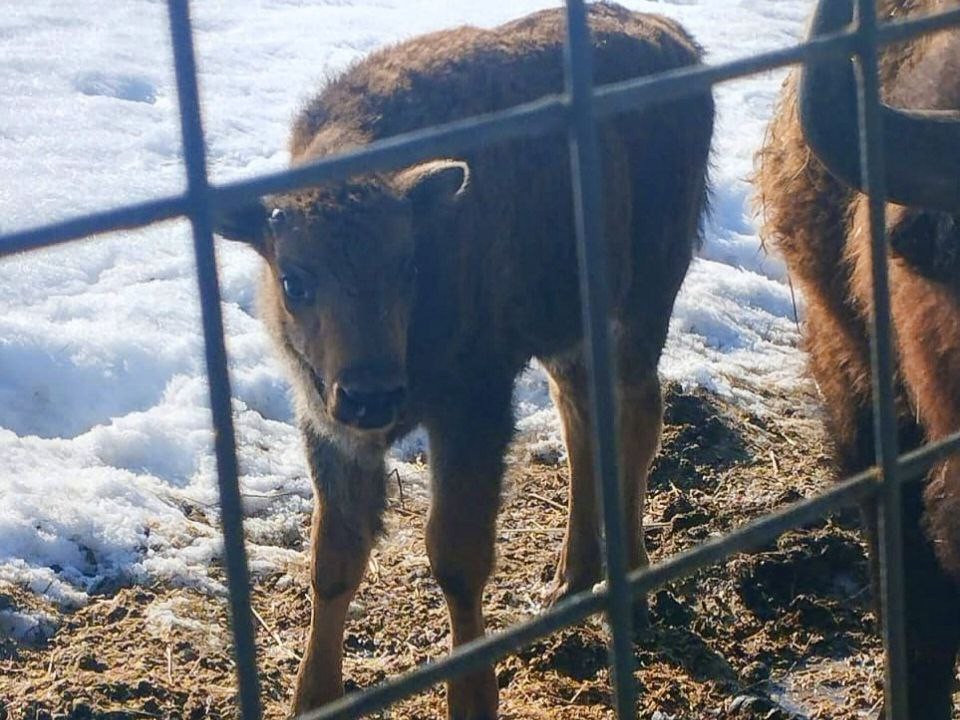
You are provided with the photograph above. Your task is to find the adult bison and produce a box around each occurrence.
[756,0,960,716]
[216,4,713,717]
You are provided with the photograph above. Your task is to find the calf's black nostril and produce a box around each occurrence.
[334,385,406,428]
[338,386,405,409]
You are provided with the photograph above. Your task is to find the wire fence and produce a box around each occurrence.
[3,1,960,718]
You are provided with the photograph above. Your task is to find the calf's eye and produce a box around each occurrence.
[281,273,313,304]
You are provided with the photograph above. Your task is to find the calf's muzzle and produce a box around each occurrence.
[330,365,407,430]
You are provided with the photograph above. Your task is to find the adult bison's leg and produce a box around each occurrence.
[867,481,960,720]
[292,428,386,714]
[886,267,960,719]
[541,356,603,605]
[424,378,513,720]
[849,207,960,718]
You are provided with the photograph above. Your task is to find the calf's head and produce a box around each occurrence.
[215,160,469,435]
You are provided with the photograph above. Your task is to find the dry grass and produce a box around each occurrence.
[3,382,936,719]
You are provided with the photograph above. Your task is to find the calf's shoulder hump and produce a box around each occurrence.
[290,4,705,159]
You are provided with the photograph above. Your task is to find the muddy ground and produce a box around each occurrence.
[2,382,951,719]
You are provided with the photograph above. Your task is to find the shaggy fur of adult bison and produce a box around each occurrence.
[217,4,714,717]
[756,0,960,716]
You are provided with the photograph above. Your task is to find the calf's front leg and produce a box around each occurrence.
[292,430,386,714]
[424,383,513,720]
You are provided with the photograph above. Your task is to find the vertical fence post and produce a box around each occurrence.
[562,2,637,717]
[852,1,909,717]
[166,1,263,717]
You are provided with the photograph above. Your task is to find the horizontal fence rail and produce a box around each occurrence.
[2,1,959,719]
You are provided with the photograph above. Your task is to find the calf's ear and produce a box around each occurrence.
[394,160,470,210]
[212,200,269,255]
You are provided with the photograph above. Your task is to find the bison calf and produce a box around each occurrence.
[217,4,713,717]
[757,0,960,716]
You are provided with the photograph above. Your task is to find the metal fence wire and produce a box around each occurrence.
[4,1,960,718]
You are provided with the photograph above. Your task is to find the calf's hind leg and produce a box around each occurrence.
[424,380,514,720]
[542,357,602,605]
[616,367,663,626]
[542,355,662,623]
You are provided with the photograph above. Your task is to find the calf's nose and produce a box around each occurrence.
[332,380,406,430]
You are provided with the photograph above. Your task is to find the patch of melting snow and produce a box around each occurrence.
[145,597,222,640]
[0,607,58,645]
[73,71,158,104]
[769,659,876,719]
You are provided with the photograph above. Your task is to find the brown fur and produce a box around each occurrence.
[755,3,960,716]
[217,4,713,718]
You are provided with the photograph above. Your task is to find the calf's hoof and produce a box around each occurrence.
[632,593,649,632]
[446,666,498,720]
[542,569,602,609]
[291,675,345,717]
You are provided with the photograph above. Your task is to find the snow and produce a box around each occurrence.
[0,0,813,606]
